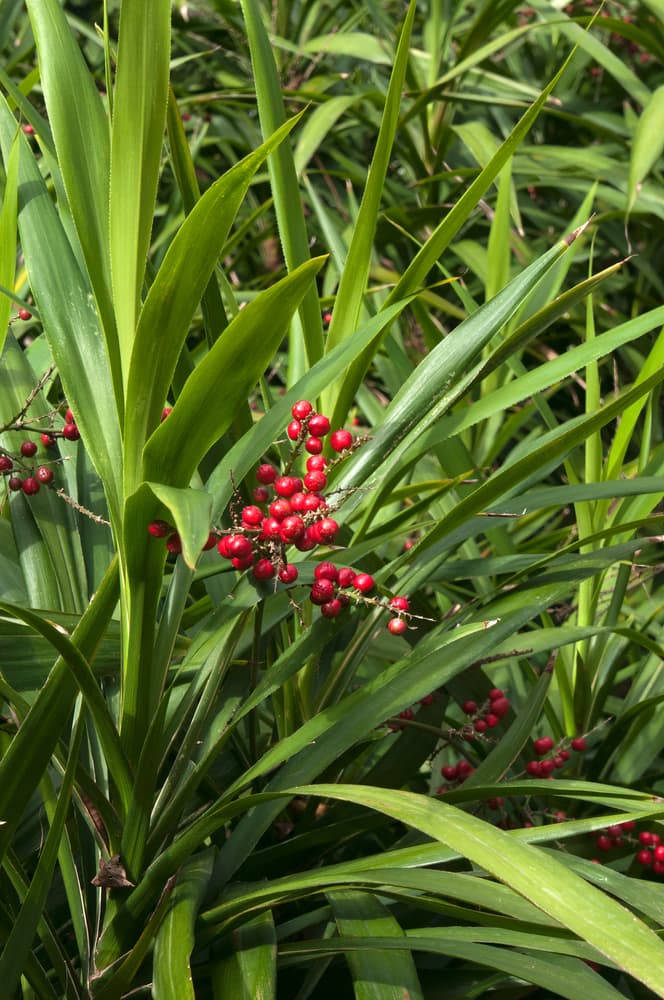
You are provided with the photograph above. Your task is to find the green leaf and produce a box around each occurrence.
[153,849,214,1000]
[110,0,171,386]
[628,85,664,212]
[211,911,277,1000]
[143,482,211,570]
[0,130,18,357]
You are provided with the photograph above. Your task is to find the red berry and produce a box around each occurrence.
[485,713,499,728]
[489,688,504,700]
[0,456,13,471]
[36,466,53,484]
[652,834,662,846]
[304,470,327,492]
[321,599,344,619]
[316,518,339,543]
[253,558,276,581]
[596,834,612,852]
[274,476,302,498]
[330,429,353,452]
[640,832,655,846]
[620,821,636,832]
[654,845,664,862]
[278,564,298,584]
[474,719,488,733]
[256,464,277,484]
[291,400,313,420]
[280,515,305,542]
[295,529,318,551]
[41,433,56,448]
[289,492,307,511]
[269,499,292,521]
[306,454,327,472]
[201,533,217,551]
[310,579,336,605]
[559,749,570,761]
[337,567,356,588]
[539,759,555,775]
[552,755,565,769]
[308,414,330,437]
[571,737,587,752]
[21,477,40,495]
[389,596,410,612]
[637,850,653,866]
[314,561,339,582]
[231,554,254,570]
[20,440,37,458]
[227,534,253,558]
[304,436,323,455]
[526,760,541,776]
[18,308,31,321]
[462,700,477,715]
[387,617,407,635]
[8,476,22,492]
[62,423,80,441]
[533,736,555,756]
[65,408,75,424]
[166,533,182,554]
[287,419,302,441]
[161,407,172,421]
[420,693,434,706]
[253,486,270,504]
[490,697,510,718]
[654,861,664,875]
[353,572,374,594]
[241,505,264,526]
[441,765,457,781]
[456,760,473,777]
[217,536,233,558]
[301,493,323,512]
[22,123,34,134]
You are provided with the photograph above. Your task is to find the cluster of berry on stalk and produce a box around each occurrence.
[1,407,80,496]
[149,400,410,633]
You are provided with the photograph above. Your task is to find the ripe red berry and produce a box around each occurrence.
[353,572,374,593]
[65,408,75,424]
[291,400,313,420]
[310,579,336,605]
[231,554,254,570]
[253,486,270,504]
[278,564,298,584]
[41,433,56,448]
[420,693,434,706]
[640,832,655,846]
[227,534,253,558]
[330,429,353,452]
[314,561,339,582]
[462,700,477,715]
[36,466,53,484]
[217,535,233,558]
[539,759,555,775]
[20,440,37,458]
[161,407,172,421]
[256,464,277,484]
[387,617,407,635]
[21,477,40,495]
[489,688,504,700]
[287,419,302,441]
[241,505,264,526]
[8,476,22,491]
[485,713,499,728]
[552,755,565,769]
[571,737,587,752]
[441,765,458,781]
[653,861,664,875]
[280,515,305,542]
[637,849,653,866]
[321,599,344,619]
[269,499,292,521]
[253,558,276,581]
[301,494,323,512]
[62,423,80,441]
[306,454,327,472]
[304,436,323,455]
[274,476,302,498]
[490,697,510,718]
[526,760,541,776]
[308,414,330,437]
[22,124,34,134]
[316,518,339,543]
[296,529,318,551]
[201,533,217,551]
[456,760,473,777]
[389,596,410,612]
[304,470,327,492]
[474,719,488,733]
[595,834,613,852]
[166,533,182,554]
[337,567,356,588]
[533,736,555,756]
[18,307,31,321]
[0,456,13,471]
[654,845,664,862]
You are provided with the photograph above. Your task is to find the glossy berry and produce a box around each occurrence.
[8,476,22,491]
[304,470,327,492]
[261,517,282,539]
[37,466,53,484]
[595,834,613,852]
[65,408,75,424]
[441,765,458,781]
[21,477,40,495]
[287,419,302,441]
[310,579,336,605]
[490,697,510,718]
[256,463,277,484]
[337,567,356,588]
[253,558,276,581]
[321,599,344,619]
[62,423,80,441]
[353,572,375,594]
[274,476,302,498]
[533,736,555,756]
[166,533,182,554]
[387,617,407,635]
[640,832,655,846]
[308,414,330,437]
[474,718,488,733]
[526,760,541,777]
[278,564,299,584]
[253,486,270,504]
[485,713,499,728]
[306,454,327,472]
[20,440,37,458]
[489,688,504,700]
[241,505,264,526]
[654,845,664,862]
[314,562,339,582]
[316,518,339,543]
[462,700,478,715]
[389,596,410,612]
[227,534,253,558]
[571,737,587,752]
[291,400,313,421]
[202,533,217,551]
[304,436,323,455]
[41,433,56,448]
[161,407,172,421]
[18,308,32,321]
[231,554,254,571]
[330,429,353,452]
[0,456,13,472]
[637,849,653,866]
[280,515,305,542]
[269,499,292,522]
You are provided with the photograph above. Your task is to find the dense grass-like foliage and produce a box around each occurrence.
[1,0,664,996]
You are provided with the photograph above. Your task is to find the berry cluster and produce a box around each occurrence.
[150,400,411,632]
[461,688,511,735]
[1,408,79,497]
[524,735,586,777]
